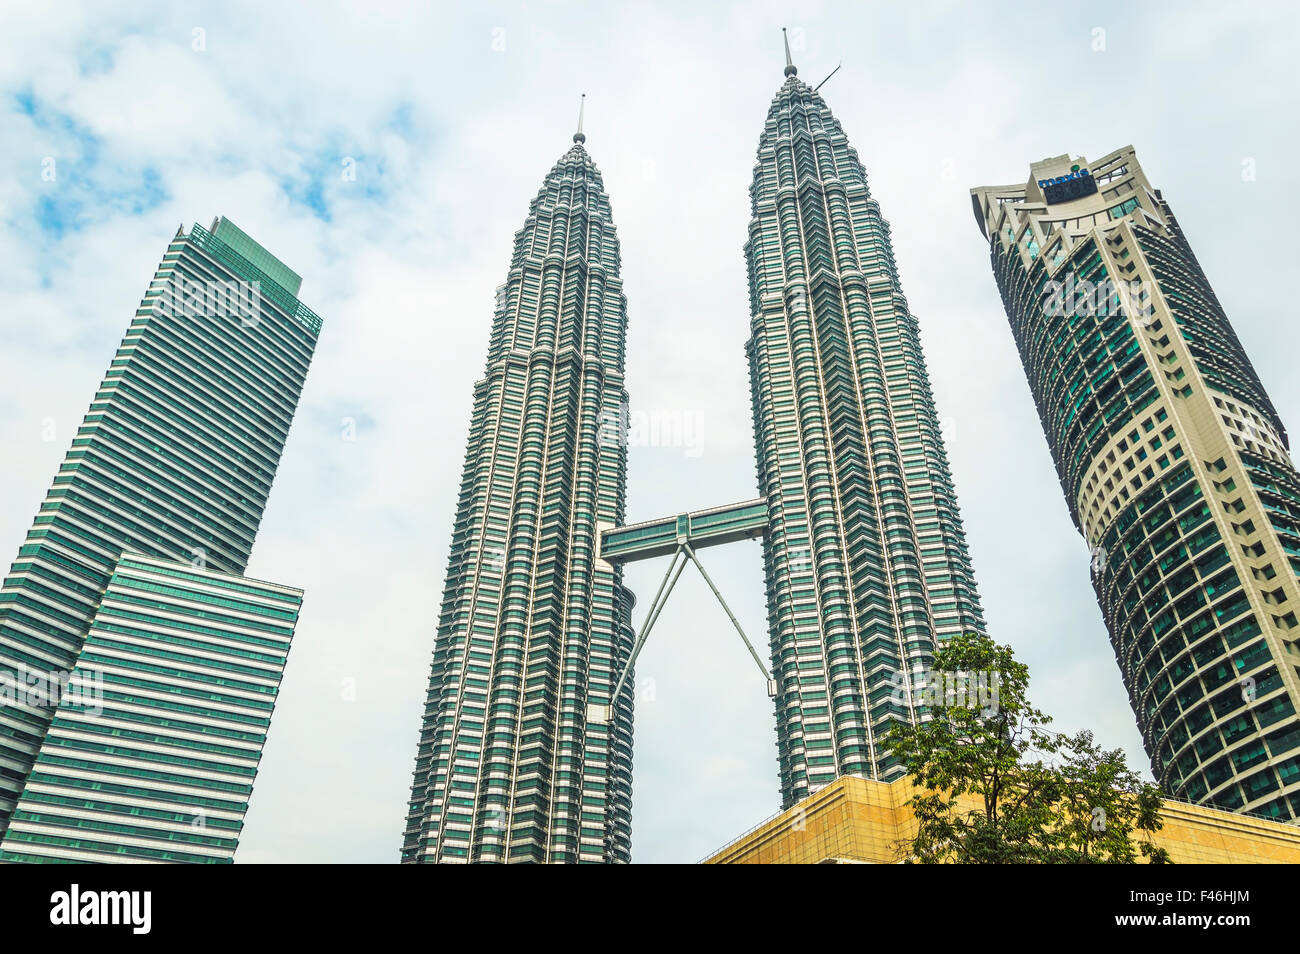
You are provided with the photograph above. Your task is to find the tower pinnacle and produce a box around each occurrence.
[573,93,586,144]
[782,27,797,76]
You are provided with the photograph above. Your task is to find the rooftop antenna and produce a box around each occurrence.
[573,93,586,144]
[782,27,797,76]
[815,61,842,92]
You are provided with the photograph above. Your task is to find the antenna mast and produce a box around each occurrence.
[573,93,586,144]
[815,62,842,92]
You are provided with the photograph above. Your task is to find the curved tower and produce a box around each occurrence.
[745,41,987,807]
[972,147,1300,821]
[403,115,636,863]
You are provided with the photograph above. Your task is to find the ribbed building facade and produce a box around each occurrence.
[746,59,987,808]
[0,554,301,863]
[0,217,319,859]
[972,147,1300,821]
[402,131,636,863]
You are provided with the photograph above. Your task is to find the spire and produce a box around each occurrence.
[782,27,797,77]
[573,93,586,144]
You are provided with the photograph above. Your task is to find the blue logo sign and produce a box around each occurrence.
[1038,167,1098,204]
[1037,169,1090,189]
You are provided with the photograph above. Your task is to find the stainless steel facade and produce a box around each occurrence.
[746,56,987,808]
[402,132,636,863]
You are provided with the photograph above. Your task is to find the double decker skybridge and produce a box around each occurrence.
[588,498,776,723]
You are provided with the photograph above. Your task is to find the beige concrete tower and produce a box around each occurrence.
[972,146,1300,821]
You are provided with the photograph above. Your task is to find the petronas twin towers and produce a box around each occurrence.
[402,39,985,863]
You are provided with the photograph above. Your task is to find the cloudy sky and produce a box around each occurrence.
[1,0,1297,863]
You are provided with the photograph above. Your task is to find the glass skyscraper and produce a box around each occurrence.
[402,125,636,863]
[0,217,319,861]
[0,554,302,863]
[972,147,1300,820]
[746,46,986,807]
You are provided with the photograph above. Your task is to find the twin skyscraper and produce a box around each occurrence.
[401,38,985,864]
[2,37,1296,866]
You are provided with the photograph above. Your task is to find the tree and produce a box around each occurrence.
[1047,729,1171,863]
[885,632,1171,864]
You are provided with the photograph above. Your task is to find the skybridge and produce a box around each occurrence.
[589,498,774,723]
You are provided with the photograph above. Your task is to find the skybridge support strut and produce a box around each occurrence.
[588,501,775,723]
[683,543,775,695]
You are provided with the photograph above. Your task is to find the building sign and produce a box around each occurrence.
[1037,167,1097,204]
